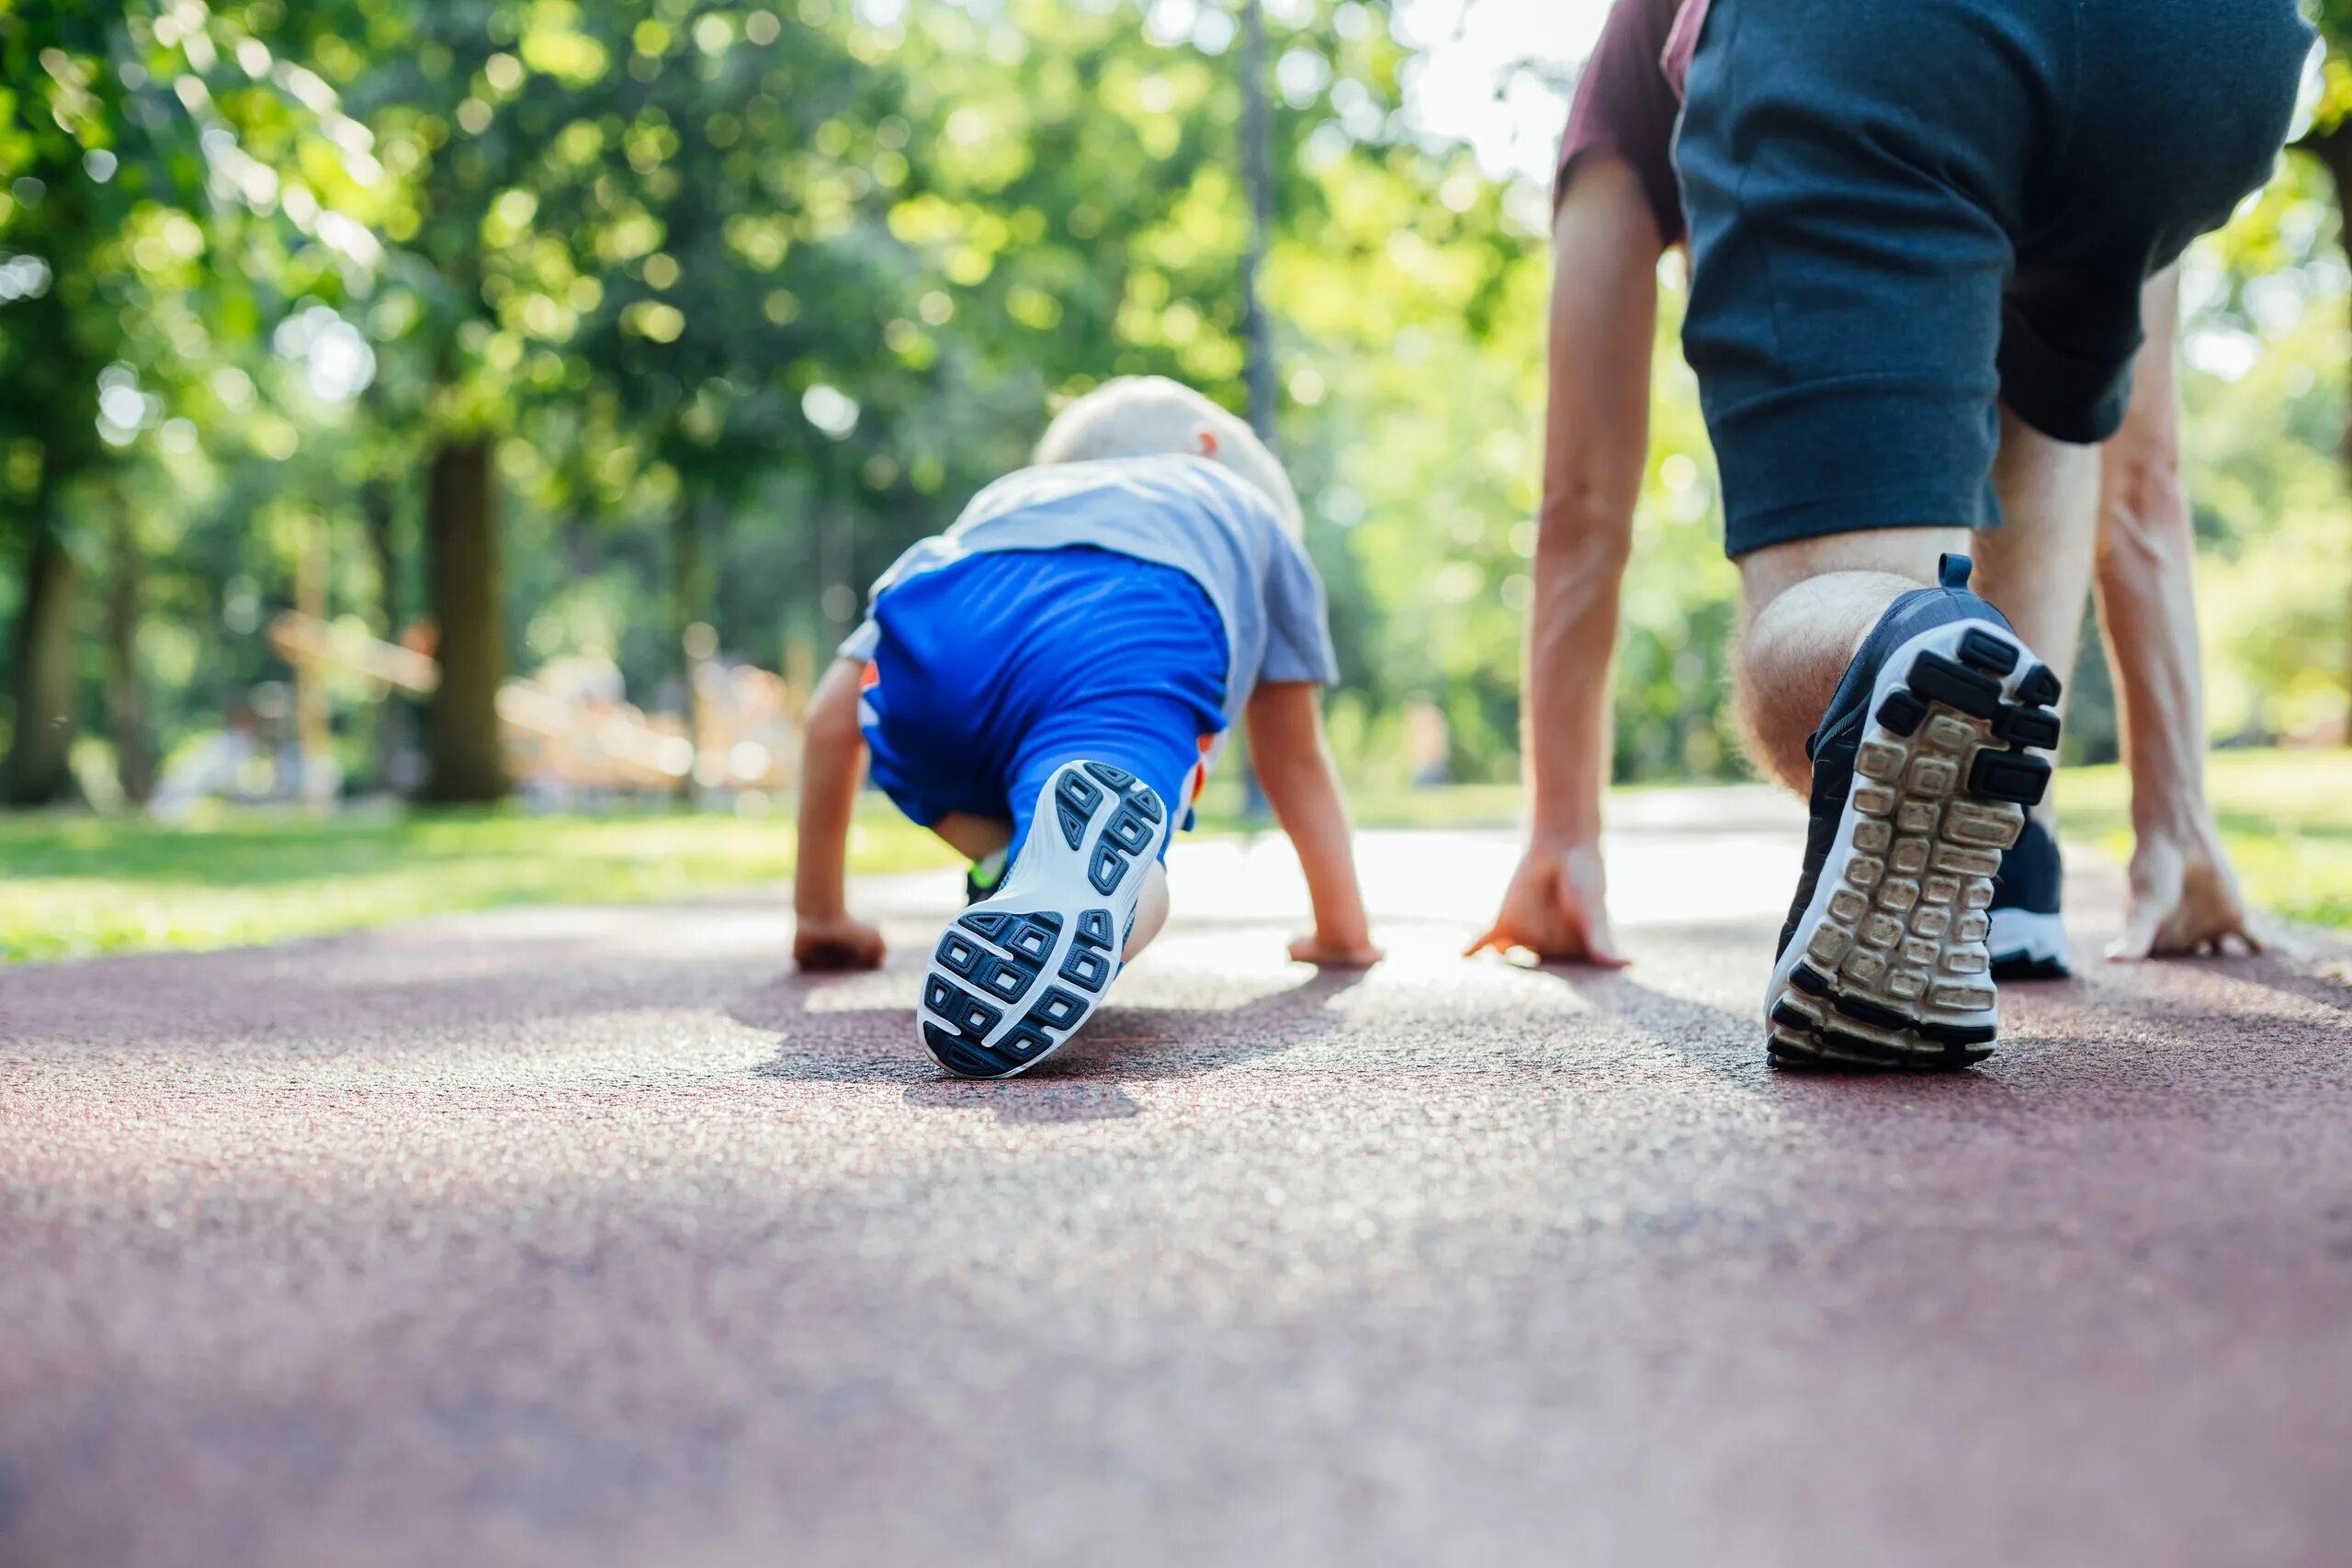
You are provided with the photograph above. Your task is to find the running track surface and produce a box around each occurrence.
[6,791,2350,1567]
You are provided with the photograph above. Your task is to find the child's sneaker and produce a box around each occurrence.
[962,848,1008,906]
[919,760,1168,1078]
[1764,555,2063,1069]
[1987,818,2071,979]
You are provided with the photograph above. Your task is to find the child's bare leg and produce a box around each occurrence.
[1124,861,1170,960]
[930,811,1012,861]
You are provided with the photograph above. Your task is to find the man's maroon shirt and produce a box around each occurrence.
[1554,0,1709,243]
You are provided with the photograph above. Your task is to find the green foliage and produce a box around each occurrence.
[0,0,2344,821]
[2309,2,2352,138]
[2058,749,2352,931]
[2172,159,2352,743]
[0,4,377,501]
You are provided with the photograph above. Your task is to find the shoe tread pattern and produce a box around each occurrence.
[1079,770,1164,897]
[928,909,1113,1075]
[1770,629,2061,1071]
[922,761,1164,1077]
[1054,771,1102,851]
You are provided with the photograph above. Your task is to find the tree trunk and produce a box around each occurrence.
[672,492,706,805]
[2308,128,2352,745]
[1237,0,1280,446]
[363,475,412,795]
[104,506,154,806]
[2,520,83,807]
[420,438,508,803]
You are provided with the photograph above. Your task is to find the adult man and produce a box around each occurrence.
[1475,0,2303,1066]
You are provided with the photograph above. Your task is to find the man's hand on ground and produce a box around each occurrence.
[1289,930,1385,968]
[2110,826,2264,960]
[794,913,888,971]
[1465,841,1626,966]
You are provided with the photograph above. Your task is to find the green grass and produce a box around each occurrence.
[4,748,2345,963]
[1192,778,1529,832]
[2053,748,2352,931]
[0,803,953,964]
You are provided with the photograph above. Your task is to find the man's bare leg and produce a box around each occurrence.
[1966,268,2256,957]
[1736,528,1970,790]
[1738,525,2067,1067]
[1974,407,2101,834]
[1964,408,2104,976]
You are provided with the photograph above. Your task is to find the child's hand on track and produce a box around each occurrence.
[1289,930,1384,968]
[794,914,888,972]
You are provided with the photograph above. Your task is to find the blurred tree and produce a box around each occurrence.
[0,10,135,804]
[0,2,370,804]
[2171,161,2351,748]
[563,1,935,737]
[2291,0,2352,740]
[296,0,562,801]
[4,0,2326,818]
[1238,0,1277,441]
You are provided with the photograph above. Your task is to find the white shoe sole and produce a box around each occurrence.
[1766,619,2062,1068]
[918,761,1167,1079]
[1987,907,2072,980]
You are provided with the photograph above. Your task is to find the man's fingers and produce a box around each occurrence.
[2107,909,2160,963]
[2110,904,2273,964]
[1550,870,1627,968]
[1584,933,1631,969]
[1576,928,1631,968]
[1464,923,1510,958]
[1564,901,1629,968]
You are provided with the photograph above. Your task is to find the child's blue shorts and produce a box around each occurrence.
[857,547,1228,863]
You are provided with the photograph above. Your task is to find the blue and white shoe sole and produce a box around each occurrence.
[1766,619,2063,1069]
[1988,908,2072,981]
[919,761,1168,1079]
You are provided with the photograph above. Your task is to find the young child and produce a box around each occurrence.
[792,376,1380,1079]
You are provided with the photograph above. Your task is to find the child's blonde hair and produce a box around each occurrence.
[1035,376,1304,535]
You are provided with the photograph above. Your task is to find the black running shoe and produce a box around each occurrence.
[1988,817,2071,979]
[919,760,1167,1079]
[1765,554,2064,1069]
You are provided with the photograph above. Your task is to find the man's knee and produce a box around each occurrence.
[1736,528,1968,628]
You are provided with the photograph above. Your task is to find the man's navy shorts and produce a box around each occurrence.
[1674,0,2311,557]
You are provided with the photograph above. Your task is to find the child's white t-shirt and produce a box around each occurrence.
[840,455,1340,732]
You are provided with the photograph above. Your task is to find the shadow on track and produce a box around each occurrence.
[1508,960,2037,1122]
[737,965,1372,1122]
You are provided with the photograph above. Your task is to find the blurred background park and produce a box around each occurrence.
[2,0,2349,962]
